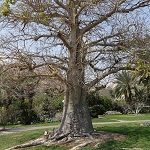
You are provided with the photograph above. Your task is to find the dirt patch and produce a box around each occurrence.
[45,131,128,149]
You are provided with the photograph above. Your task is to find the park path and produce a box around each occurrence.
[0,120,150,135]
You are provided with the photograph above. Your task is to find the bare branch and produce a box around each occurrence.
[34,34,57,41]
[87,67,136,88]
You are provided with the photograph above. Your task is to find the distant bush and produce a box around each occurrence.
[0,107,8,129]
[87,92,112,117]
[6,100,39,125]
[140,107,150,113]
[33,94,63,122]
[90,105,106,118]
[111,102,124,113]
[87,92,112,110]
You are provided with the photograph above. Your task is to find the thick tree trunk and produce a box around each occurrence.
[57,85,93,137]
[56,61,93,137]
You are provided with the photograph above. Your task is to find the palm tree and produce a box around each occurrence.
[114,71,136,110]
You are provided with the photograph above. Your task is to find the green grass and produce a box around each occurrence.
[1,122,150,150]
[25,145,68,150]
[0,129,46,150]
[0,128,68,150]
[96,123,150,150]
[92,118,119,122]
[102,113,150,121]
[0,122,60,129]
[0,114,150,150]
[92,113,150,123]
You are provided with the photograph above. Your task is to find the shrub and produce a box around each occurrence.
[90,105,106,118]
[87,92,112,110]
[15,101,39,125]
[0,107,8,129]
[111,102,124,113]
[87,92,112,117]
[33,94,63,122]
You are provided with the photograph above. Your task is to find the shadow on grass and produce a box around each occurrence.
[96,123,150,150]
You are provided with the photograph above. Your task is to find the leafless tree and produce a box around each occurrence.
[0,0,150,139]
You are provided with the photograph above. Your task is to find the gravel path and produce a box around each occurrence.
[0,120,150,135]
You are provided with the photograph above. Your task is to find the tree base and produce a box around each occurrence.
[45,131,128,149]
[6,131,128,150]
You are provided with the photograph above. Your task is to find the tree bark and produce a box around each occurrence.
[57,85,93,137]
[54,4,93,137]
[57,47,93,137]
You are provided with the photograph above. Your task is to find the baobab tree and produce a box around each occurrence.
[0,0,150,139]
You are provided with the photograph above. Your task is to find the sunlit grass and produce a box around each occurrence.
[0,129,46,150]
[0,114,149,150]
[1,122,150,150]
[97,123,150,150]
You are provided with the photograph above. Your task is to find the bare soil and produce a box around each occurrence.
[45,131,128,149]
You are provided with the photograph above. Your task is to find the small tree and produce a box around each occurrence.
[114,71,136,110]
[114,71,150,114]
[0,107,9,130]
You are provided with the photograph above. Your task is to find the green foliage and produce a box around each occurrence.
[114,71,136,105]
[114,71,150,114]
[0,107,8,129]
[140,107,150,113]
[0,0,13,16]
[9,101,39,125]
[111,102,124,113]
[87,92,112,117]
[33,94,63,122]
[87,92,112,109]
[0,129,46,150]
[90,105,106,118]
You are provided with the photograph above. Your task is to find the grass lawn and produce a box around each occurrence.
[1,121,150,150]
[0,129,46,150]
[96,123,150,150]
[92,113,150,123]
[0,114,149,150]
[0,122,60,129]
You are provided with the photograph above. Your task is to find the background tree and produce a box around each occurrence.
[114,71,136,110]
[0,0,150,138]
[114,71,150,114]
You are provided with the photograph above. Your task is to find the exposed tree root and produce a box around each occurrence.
[6,131,128,150]
[5,137,45,150]
[70,141,92,150]
[45,131,128,149]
